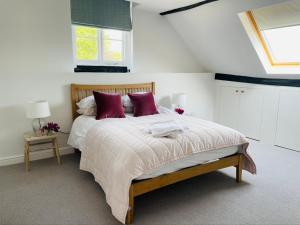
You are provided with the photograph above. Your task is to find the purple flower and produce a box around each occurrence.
[43,122,60,133]
[175,108,184,115]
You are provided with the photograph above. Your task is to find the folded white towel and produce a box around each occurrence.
[148,120,189,138]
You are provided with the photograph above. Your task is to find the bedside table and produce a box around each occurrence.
[24,132,61,172]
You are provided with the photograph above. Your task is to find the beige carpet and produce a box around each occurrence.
[1,141,300,225]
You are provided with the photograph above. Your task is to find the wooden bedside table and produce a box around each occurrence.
[24,132,61,172]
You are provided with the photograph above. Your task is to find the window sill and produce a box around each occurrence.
[74,65,129,73]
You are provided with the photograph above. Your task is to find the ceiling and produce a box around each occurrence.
[129,0,295,78]
[129,0,204,13]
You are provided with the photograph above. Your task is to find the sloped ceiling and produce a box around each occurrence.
[164,0,296,78]
[132,0,298,78]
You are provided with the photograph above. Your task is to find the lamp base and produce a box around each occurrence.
[32,118,46,136]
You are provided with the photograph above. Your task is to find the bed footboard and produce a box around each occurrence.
[126,153,244,224]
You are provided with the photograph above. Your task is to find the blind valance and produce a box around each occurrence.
[252,0,300,30]
[71,0,132,31]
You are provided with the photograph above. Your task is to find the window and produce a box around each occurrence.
[72,25,131,71]
[75,26,99,62]
[247,11,300,67]
[262,26,300,64]
[239,1,300,74]
[103,29,124,64]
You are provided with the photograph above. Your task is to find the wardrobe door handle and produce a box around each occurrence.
[235,90,239,93]
[241,90,245,93]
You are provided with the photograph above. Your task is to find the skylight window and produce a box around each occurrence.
[262,25,300,64]
[239,0,300,74]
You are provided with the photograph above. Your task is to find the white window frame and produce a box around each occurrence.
[72,25,132,68]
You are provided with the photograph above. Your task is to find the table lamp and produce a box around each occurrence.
[26,101,51,136]
[173,94,187,114]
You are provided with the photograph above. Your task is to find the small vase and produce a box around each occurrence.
[32,118,47,136]
[47,130,55,136]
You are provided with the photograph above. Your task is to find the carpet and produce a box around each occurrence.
[0,141,299,225]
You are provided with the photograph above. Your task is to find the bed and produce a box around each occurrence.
[69,83,256,224]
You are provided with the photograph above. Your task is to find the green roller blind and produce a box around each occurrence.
[71,0,132,31]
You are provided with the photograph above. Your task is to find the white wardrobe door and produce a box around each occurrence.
[238,88,264,140]
[218,86,240,130]
[260,88,280,145]
[275,90,300,151]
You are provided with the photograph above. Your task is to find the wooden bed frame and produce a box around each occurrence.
[71,83,244,225]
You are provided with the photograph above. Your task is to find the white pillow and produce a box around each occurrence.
[122,95,134,108]
[157,105,175,114]
[77,107,97,116]
[76,95,96,109]
[77,93,159,115]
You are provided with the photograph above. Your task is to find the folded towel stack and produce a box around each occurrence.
[148,120,189,138]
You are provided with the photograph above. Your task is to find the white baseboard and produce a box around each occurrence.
[0,147,75,167]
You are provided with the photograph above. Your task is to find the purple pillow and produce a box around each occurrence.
[93,92,125,120]
[128,92,159,117]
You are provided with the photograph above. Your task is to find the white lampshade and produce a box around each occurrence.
[173,94,187,108]
[26,101,51,119]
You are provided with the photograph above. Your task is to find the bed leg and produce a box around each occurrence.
[126,185,134,225]
[236,154,243,183]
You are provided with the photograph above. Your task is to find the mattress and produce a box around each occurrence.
[68,115,239,180]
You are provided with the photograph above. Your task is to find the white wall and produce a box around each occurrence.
[133,8,204,73]
[0,0,214,164]
[166,0,299,78]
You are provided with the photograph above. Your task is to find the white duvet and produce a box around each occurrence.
[79,113,256,224]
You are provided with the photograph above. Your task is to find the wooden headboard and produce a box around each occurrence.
[71,82,155,120]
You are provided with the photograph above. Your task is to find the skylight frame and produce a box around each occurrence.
[246,11,300,67]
